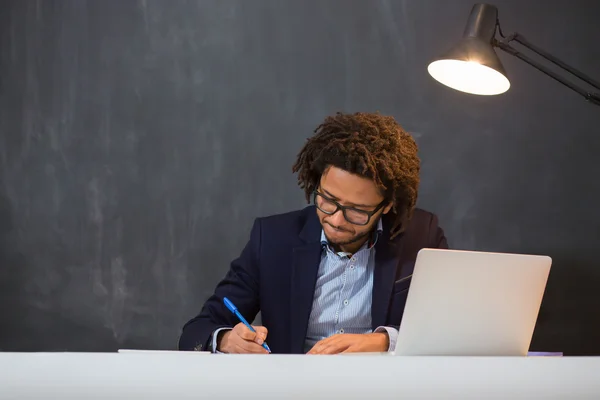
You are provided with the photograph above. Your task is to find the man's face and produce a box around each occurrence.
[316,166,392,247]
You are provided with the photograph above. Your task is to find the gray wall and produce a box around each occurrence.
[0,0,598,355]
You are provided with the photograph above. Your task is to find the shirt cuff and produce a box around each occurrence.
[211,327,232,353]
[374,326,398,352]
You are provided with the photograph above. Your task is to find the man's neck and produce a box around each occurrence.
[323,219,382,255]
[336,237,370,255]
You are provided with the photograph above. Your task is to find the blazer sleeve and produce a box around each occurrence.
[178,218,262,351]
[428,213,449,249]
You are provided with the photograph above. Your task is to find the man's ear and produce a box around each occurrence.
[382,202,393,214]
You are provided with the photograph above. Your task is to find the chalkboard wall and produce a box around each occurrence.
[1,0,599,355]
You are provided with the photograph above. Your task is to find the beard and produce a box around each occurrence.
[323,222,372,246]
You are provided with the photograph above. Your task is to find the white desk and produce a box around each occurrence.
[1,352,599,399]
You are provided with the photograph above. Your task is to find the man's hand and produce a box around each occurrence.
[307,332,389,355]
[218,323,269,354]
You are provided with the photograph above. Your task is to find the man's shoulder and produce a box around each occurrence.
[398,206,442,239]
[409,207,439,225]
[255,205,317,237]
[401,206,448,250]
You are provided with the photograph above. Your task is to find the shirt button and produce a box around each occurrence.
[349,265,354,270]
[343,299,349,306]
[351,257,356,261]
[340,328,345,333]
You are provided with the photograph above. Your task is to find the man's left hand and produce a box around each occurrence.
[307,332,389,355]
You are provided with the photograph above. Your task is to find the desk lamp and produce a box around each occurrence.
[427,3,600,105]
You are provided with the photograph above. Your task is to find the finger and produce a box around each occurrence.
[311,335,350,355]
[308,336,340,354]
[308,339,331,354]
[253,326,268,337]
[232,342,255,354]
[235,338,270,354]
[234,323,258,341]
[307,341,326,354]
[313,339,345,355]
[252,326,268,344]
[319,341,350,354]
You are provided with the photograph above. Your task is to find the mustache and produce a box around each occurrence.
[325,222,350,232]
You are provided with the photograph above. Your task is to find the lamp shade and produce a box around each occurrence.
[428,4,511,95]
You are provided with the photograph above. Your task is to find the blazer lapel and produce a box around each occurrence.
[371,223,404,329]
[289,209,323,353]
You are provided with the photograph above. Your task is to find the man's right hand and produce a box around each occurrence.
[217,322,269,354]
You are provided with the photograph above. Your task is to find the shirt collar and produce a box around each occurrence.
[320,218,383,253]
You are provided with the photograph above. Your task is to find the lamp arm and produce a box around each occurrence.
[493,34,600,106]
[509,33,600,90]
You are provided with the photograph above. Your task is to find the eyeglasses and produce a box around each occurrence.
[313,190,387,226]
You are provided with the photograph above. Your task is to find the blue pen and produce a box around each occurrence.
[223,297,271,353]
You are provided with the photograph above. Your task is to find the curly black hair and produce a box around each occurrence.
[292,111,420,238]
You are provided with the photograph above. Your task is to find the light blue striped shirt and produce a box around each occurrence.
[304,219,397,353]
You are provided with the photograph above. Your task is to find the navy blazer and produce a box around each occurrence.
[178,205,448,353]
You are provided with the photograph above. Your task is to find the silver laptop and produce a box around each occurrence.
[393,248,551,356]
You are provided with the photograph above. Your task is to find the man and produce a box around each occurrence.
[178,112,448,354]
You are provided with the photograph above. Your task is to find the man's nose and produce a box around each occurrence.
[328,209,347,227]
